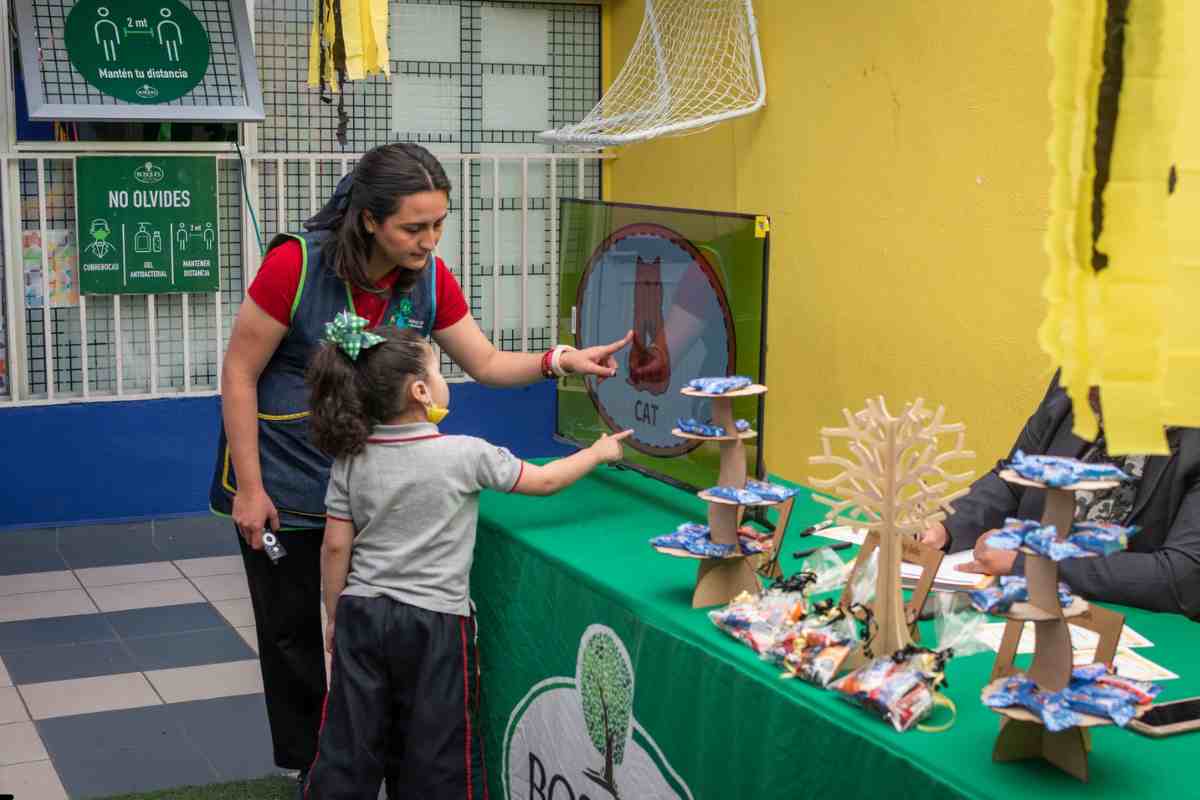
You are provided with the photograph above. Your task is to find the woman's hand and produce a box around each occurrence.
[589,430,633,463]
[324,618,336,653]
[233,487,280,550]
[560,331,634,383]
[960,531,1018,576]
[918,521,949,551]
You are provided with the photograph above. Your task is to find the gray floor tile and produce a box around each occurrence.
[0,530,67,576]
[124,627,256,672]
[0,614,116,654]
[57,522,165,569]
[2,641,138,685]
[104,603,228,640]
[153,516,240,560]
[36,705,216,799]
[170,694,279,781]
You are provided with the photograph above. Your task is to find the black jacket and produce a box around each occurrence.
[945,378,1200,620]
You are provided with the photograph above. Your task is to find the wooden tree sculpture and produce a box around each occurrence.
[809,398,974,657]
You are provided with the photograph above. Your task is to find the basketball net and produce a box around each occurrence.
[539,0,766,148]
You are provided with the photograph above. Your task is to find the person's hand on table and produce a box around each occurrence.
[919,521,949,551]
[560,331,633,384]
[233,487,279,551]
[960,530,1018,576]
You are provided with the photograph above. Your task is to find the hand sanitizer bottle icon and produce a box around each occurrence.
[152,230,162,253]
[134,223,152,254]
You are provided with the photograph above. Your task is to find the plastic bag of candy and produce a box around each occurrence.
[1008,450,1131,487]
[709,590,804,654]
[686,376,752,394]
[830,646,951,732]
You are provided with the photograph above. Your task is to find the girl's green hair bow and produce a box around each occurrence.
[324,311,384,360]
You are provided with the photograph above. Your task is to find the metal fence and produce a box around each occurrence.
[0,150,606,404]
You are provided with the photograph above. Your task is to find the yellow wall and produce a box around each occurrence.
[604,0,1058,483]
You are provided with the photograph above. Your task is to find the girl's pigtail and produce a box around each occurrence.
[307,341,371,457]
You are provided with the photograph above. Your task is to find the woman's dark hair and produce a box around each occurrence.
[307,326,432,458]
[305,143,451,294]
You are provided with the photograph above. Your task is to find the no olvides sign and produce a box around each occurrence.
[75,156,220,295]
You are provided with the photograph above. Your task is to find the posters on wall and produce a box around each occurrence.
[22,229,80,308]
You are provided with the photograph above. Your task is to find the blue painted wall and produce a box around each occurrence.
[0,381,571,530]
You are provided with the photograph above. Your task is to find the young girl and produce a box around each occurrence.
[303,315,630,799]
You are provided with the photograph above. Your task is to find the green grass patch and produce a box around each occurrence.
[94,775,295,800]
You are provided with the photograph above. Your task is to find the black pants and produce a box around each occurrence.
[304,595,487,800]
[238,527,327,770]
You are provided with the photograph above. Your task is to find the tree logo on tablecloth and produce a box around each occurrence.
[503,625,692,800]
[579,629,633,797]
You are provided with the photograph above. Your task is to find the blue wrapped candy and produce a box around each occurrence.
[650,523,732,557]
[1062,685,1138,727]
[677,418,724,437]
[1008,450,1131,487]
[677,417,754,437]
[745,479,800,502]
[984,676,1080,732]
[970,576,1076,614]
[1070,521,1137,556]
[985,530,1025,551]
[1024,527,1087,561]
[686,375,753,394]
[1071,663,1110,684]
[650,522,764,558]
[707,486,766,505]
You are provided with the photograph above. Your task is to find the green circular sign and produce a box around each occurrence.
[64,0,210,104]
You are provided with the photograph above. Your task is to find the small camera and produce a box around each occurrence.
[262,532,287,564]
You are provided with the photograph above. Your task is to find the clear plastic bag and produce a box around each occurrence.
[849,548,878,606]
[930,591,989,657]
[798,546,853,594]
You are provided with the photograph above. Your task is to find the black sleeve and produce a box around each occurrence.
[944,376,1065,553]
[1058,481,1200,620]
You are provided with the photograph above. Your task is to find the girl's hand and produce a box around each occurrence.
[233,488,280,551]
[324,618,336,653]
[561,331,634,383]
[590,430,633,464]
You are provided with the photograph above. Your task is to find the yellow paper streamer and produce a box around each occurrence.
[308,0,390,92]
[1041,0,1196,455]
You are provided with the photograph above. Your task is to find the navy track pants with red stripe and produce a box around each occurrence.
[305,595,487,800]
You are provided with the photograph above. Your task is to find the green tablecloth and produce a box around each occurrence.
[472,465,1197,799]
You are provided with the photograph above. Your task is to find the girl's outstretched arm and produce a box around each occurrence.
[512,430,632,496]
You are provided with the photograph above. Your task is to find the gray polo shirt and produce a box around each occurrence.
[325,421,523,617]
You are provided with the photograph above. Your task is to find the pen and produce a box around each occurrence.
[793,541,852,559]
[796,519,834,538]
